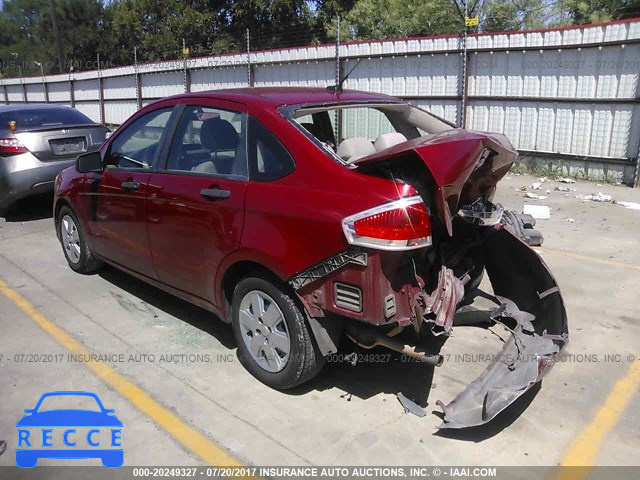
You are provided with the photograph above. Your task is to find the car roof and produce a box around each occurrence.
[38,391,99,398]
[0,103,76,113]
[170,87,398,108]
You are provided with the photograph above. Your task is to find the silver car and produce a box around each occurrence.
[0,104,108,215]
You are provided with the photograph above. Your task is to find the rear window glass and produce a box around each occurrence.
[0,108,94,130]
[37,394,102,412]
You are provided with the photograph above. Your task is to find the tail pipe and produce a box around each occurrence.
[345,324,444,367]
[375,335,444,367]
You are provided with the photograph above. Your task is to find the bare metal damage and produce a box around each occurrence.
[436,225,569,429]
[414,267,465,335]
[290,249,367,290]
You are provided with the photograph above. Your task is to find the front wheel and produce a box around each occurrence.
[231,275,324,389]
[57,205,103,274]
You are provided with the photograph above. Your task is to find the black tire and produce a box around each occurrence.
[231,274,325,389]
[57,205,103,274]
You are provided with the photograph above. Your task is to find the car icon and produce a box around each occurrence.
[16,391,123,468]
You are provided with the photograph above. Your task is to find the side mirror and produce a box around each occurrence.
[76,151,103,173]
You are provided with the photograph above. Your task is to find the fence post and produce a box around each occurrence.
[246,29,254,86]
[2,83,8,105]
[182,39,191,93]
[460,1,469,128]
[334,16,342,141]
[69,72,75,109]
[97,53,105,124]
[19,68,27,103]
[134,47,142,110]
[634,146,640,188]
[335,16,341,87]
[38,62,49,103]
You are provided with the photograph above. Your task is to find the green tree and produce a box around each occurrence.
[41,0,107,72]
[226,0,318,50]
[313,0,357,40]
[0,0,47,76]
[481,0,547,32]
[560,0,640,24]
[0,0,107,75]
[340,0,462,39]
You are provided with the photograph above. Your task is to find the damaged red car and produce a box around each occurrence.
[53,87,568,429]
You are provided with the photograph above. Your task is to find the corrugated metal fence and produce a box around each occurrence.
[2,18,639,183]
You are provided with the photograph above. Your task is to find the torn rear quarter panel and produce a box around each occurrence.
[294,249,424,327]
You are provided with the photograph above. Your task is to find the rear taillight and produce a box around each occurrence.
[0,138,28,156]
[342,196,432,251]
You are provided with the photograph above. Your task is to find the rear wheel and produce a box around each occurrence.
[231,275,324,389]
[57,205,103,273]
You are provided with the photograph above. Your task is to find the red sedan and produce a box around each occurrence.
[53,87,568,429]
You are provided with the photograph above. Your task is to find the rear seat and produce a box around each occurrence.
[373,132,407,151]
[337,138,376,163]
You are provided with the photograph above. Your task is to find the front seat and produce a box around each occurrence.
[194,118,239,174]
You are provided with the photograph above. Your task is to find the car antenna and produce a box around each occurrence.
[327,59,362,94]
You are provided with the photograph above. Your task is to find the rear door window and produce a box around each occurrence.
[248,117,294,182]
[164,105,246,178]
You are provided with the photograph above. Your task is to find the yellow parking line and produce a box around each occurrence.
[552,355,640,480]
[540,247,640,271]
[0,279,253,472]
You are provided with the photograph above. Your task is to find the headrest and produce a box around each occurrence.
[337,137,376,163]
[200,118,239,151]
[373,132,407,151]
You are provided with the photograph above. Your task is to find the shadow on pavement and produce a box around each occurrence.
[96,262,534,441]
[3,193,54,222]
[97,264,236,349]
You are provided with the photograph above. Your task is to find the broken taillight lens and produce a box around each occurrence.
[0,138,28,156]
[342,196,432,251]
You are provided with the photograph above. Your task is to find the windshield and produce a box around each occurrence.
[285,102,453,164]
[0,108,94,131]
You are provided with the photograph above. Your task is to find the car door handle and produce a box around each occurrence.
[201,188,231,200]
[121,180,140,191]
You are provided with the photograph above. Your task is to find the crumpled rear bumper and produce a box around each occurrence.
[436,226,568,429]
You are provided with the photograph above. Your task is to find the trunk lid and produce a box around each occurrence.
[352,129,518,235]
[15,125,107,162]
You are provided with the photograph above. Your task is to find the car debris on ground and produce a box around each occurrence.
[503,211,544,246]
[578,192,613,202]
[523,204,551,220]
[615,201,640,211]
[397,392,427,418]
[524,192,547,200]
